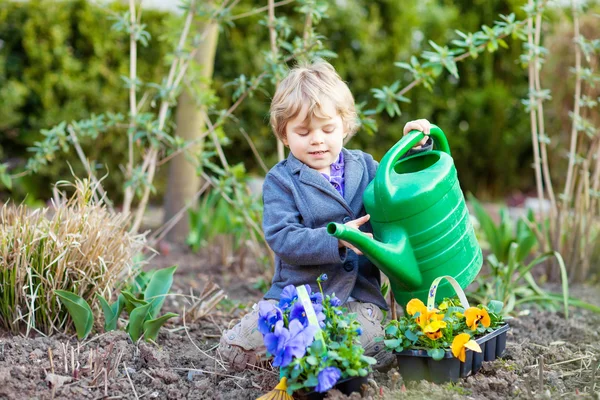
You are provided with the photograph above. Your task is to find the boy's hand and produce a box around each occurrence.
[338,214,373,255]
[403,119,432,147]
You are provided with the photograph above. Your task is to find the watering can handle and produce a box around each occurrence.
[375,125,450,202]
[426,275,470,311]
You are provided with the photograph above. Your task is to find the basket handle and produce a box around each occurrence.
[426,275,470,311]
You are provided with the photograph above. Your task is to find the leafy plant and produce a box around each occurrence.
[257,275,376,395]
[102,265,178,342]
[380,298,505,362]
[468,193,537,264]
[0,179,144,336]
[57,265,178,343]
[468,194,600,316]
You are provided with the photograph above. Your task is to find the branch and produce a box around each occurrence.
[562,1,583,203]
[123,0,139,216]
[227,0,294,21]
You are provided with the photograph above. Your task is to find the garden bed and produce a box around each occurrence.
[1,245,599,399]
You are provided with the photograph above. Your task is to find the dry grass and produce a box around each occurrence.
[0,179,146,336]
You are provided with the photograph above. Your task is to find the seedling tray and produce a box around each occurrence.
[395,324,509,383]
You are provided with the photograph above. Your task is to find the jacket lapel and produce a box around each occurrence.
[342,149,364,205]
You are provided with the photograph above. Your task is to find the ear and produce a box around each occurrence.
[281,135,289,146]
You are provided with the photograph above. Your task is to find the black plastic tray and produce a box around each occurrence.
[395,324,510,383]
[294,376,368,400]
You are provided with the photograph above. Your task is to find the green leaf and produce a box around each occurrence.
[360,355,377,365]
[429,348,446,361]
[144,265,177,319]
[304,374,319,388]
[384,338,401,348]
[487,300,504,314]
[55,290,93,340]
[96,294,124,331]
[404,329,419,342]
[305,356,318,366]
[128,302,151,342]
[121,290,148,314]
[385,324,398,336]
[347,369,358,377]
[143,312,178,342]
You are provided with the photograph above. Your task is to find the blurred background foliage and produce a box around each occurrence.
[0,0,592,202]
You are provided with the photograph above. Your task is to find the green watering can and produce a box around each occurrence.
[327,125,482,307]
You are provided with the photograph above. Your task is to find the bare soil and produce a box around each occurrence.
[1,244,599,400]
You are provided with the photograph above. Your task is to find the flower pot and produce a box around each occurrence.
[395,324,510,383]
[294,376,368,400]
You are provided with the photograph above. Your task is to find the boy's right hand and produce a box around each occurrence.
[338,214,373,255]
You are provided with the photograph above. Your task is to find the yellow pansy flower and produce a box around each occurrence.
[451,333,482,362]
[423,320,447,340]
[406,298,427,316]
[465,307,491,330]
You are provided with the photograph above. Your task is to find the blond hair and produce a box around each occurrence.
[269,60,359,141]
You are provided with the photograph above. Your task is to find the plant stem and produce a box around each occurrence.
[228,0,295,21]
[526,1,548,253]
[562,0,582,204]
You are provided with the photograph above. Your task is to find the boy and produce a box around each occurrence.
[218,60,432,371]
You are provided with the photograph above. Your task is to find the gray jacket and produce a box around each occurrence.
[262,141,432,310]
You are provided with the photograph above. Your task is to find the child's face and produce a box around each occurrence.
[283,99,347,174]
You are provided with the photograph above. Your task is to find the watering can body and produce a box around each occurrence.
[327,126,482,307]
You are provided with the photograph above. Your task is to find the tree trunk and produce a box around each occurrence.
[162,21,219,243]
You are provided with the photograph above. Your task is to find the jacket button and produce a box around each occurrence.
[342,216,351,223]
[344,262,354,272]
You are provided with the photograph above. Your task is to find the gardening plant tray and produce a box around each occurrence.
[395,323,510,383]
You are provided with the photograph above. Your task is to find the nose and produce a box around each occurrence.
[310,131,325,145]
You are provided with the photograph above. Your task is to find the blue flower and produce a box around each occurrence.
[317,273,328,282]
[264,320,317,367]
[290,301,326,328]
[310,291,323,304]
[315,367,341,392]
[355,326,363,336]
[257,301,283,335]
[279,284,312,310]
[330,295,342,307]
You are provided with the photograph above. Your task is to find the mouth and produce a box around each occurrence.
[309,150,328,155]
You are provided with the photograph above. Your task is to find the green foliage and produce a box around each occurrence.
[0,0,170,201]
[54,290,94,340]
[468,197,600,316]
[54,266,178,342]
[469,193,537,264]
[0,0,541,202]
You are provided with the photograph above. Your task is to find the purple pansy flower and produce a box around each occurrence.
[310,291,323,305]
[279,284,312,310]
[289,301,326,328]
[264,320,317,367]
[257,301,283,335]
[315,367,342,392]
[330,295,342,307]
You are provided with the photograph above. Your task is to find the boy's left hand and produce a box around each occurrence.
[403,119,432,147]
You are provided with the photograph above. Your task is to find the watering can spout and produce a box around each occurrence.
[326,222,423,290]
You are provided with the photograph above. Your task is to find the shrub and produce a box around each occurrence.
[0,179,145,335]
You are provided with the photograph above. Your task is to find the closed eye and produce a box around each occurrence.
[323,125,335,133]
